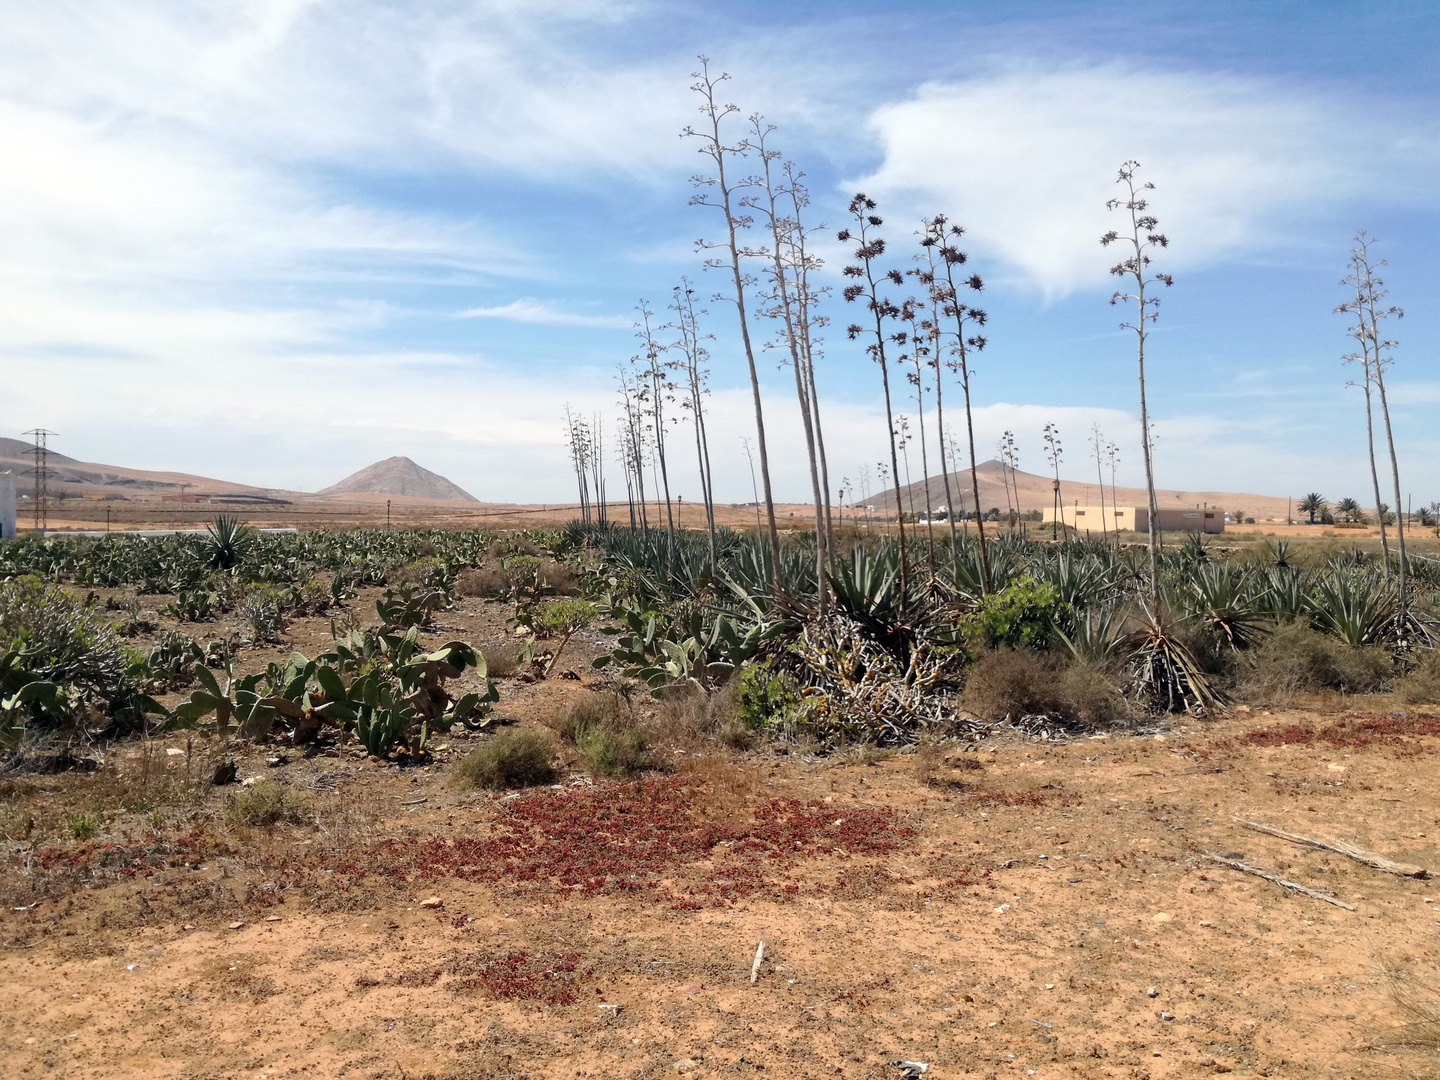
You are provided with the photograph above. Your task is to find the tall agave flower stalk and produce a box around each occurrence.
[1101,160,1172,603]
[632,301,675,542]
[669,279,717,568]
[615,365,648,530]
[1337,232,1407,621]
[898,298,937,575]
[747,119,829,610]
[683,59,782,590]
[840,194,909,605]
[1090,423,1109,541]
[916,234,958,545]
[781,161,835,567]
[563,404,591,524]
[589,411,606,524]
[926,215,991,592]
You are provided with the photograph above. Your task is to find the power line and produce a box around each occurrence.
[22,429,57,532]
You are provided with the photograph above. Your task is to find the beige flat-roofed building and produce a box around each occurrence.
[1043,505,1224,534]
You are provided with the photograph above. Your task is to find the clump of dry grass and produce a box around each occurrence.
[1395,649,1440,706]
[454,728,558,790]
[456,568,507,599]
[542,692,650,778]
[543,691,627,744]
[225,780,309,828]
[537,560,579,594]
[1237,620,1393,704]
[481,645,522,679]
[673,752,763,818]
[645,684,742,752]
[1380,959,1440,1059]
[960,649,1133,728]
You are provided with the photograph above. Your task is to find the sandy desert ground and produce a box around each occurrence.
[4,588,1440,1080]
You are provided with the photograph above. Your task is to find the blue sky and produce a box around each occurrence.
[2,0,1438,506]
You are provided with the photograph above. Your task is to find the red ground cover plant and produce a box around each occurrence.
[317,776,914,906]
[1203,711,1440,758]
[445,950,585,1005]
[24,833,228,883]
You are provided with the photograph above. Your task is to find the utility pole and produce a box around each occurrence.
[23,429,57,532]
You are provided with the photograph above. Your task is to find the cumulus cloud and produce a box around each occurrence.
[856,61,1440,295]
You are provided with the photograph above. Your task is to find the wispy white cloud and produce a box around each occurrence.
[456,299,632,329]
[856,61,1440,295]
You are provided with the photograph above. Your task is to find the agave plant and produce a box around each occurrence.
[1032,552,1123,612]
[1309,570,1396,646]
[1254,567,1309,622]
[1126,603,1224,715]
[203,515,255,571]
[1179,564,1268,650]
[1265,539,1291,570]
[1055,602,1128,665]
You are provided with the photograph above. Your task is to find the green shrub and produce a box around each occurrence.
[734,663,810,731]
[962,577,1067,651]
[392,556,451,590]
[576,722,649,778]
[529,599,596,675]
[225,780,309,827]
[454,728,557,790]
[240,586,287,644]
[0,575,153,737]
[63,810,100,840]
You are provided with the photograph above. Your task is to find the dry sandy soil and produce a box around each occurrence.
[4,593,1440,1079]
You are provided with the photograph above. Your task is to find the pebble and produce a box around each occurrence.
[227,921,245,930]
[673,1058,698,1073]
[1147,986,1159,998]
[419,896,444,909]
[1152,912,1172,923]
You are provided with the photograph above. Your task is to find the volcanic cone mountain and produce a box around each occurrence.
[318,457,477,502]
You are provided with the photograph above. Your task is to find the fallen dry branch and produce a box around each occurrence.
[1201,853,1356,910]
[1237,818,1429,879]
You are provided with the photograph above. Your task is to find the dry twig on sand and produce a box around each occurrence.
[1201,853,1356,910]
[1237,818,1429,879]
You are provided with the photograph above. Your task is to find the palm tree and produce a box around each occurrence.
[1297,492,1327,525]
[1334,497,1361,524]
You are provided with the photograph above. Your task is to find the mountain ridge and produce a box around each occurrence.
[870,459,1298,522]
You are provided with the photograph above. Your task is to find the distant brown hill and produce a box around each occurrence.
[873,460,1298,522]
[318,457,477,503]
[0,438,274,497]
